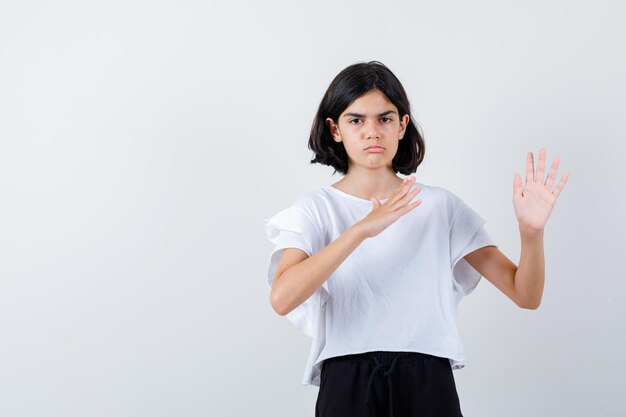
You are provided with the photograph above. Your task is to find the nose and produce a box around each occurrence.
[364,119,381,139]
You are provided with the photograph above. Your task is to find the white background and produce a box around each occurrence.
[1,0,624,416]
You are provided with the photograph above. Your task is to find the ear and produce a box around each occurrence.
[398,114,410,139]
[326,117,341,142]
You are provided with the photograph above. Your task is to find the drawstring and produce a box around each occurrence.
[365,354,400,417]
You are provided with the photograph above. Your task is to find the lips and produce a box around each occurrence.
[365,146,385,153]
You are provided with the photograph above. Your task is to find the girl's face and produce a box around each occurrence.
[326,89,410,172]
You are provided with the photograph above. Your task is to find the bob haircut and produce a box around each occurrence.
[309,60,425,176]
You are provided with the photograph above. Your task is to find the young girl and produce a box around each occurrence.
[264,61,568,417]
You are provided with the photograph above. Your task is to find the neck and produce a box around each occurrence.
[335,167,405,201]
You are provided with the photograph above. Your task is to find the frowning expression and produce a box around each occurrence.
[326,89,410,170]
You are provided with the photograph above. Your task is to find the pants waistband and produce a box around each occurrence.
[323,351,444,417]
[325,350,443,365]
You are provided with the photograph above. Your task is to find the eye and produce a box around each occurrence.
[349,118,362,125]
[381,117,392,123]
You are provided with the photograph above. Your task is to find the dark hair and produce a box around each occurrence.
[309,61,425,176]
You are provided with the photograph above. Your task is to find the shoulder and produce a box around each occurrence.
[417,182,465,220]
[266,187,329,233]
[265,191,320,240]
[416,181,456,205]
[290,186,333,217]
[422,182,456,200]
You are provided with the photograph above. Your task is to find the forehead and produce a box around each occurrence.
[342,89,397,115]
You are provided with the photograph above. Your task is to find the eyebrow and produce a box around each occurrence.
[343,110,397,118]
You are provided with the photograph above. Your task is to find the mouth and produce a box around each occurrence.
[364,146,385,150]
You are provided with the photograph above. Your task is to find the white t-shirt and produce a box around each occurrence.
[264,181,496,387]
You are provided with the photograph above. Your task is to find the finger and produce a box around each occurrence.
[403,184,421,202]
[390,176,415,205]
[394,184,421,209]
[513,173,523,197]
[395,177,410,194]
[536,147,546,183]
[552,172,569,198]
[400,198,422,215]
[526,151,535,183]
[544,156,560,189]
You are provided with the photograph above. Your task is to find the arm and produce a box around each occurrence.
[463,227,545,310]
[270,224,367,316]
[270,176,421,316]
[465,147,568,310]
[515,226,545,309]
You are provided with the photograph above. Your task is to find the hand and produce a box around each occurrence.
[513,148,569,234]
[356,176,422,238]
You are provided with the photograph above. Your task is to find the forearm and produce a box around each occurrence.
[514,225,545,309]
[275,224,368,316]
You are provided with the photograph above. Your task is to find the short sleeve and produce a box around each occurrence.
[449,195,497,296]
[264,205,330,338]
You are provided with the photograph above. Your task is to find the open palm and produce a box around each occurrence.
[513,148,569,233]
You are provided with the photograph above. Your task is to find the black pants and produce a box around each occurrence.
[315,351,464,417]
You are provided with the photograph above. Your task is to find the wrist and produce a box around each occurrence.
[350,221,370,241]
[519,224,544,238]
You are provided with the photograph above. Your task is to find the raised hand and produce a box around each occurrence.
[513,148,569,234]
[357,176,422,238]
